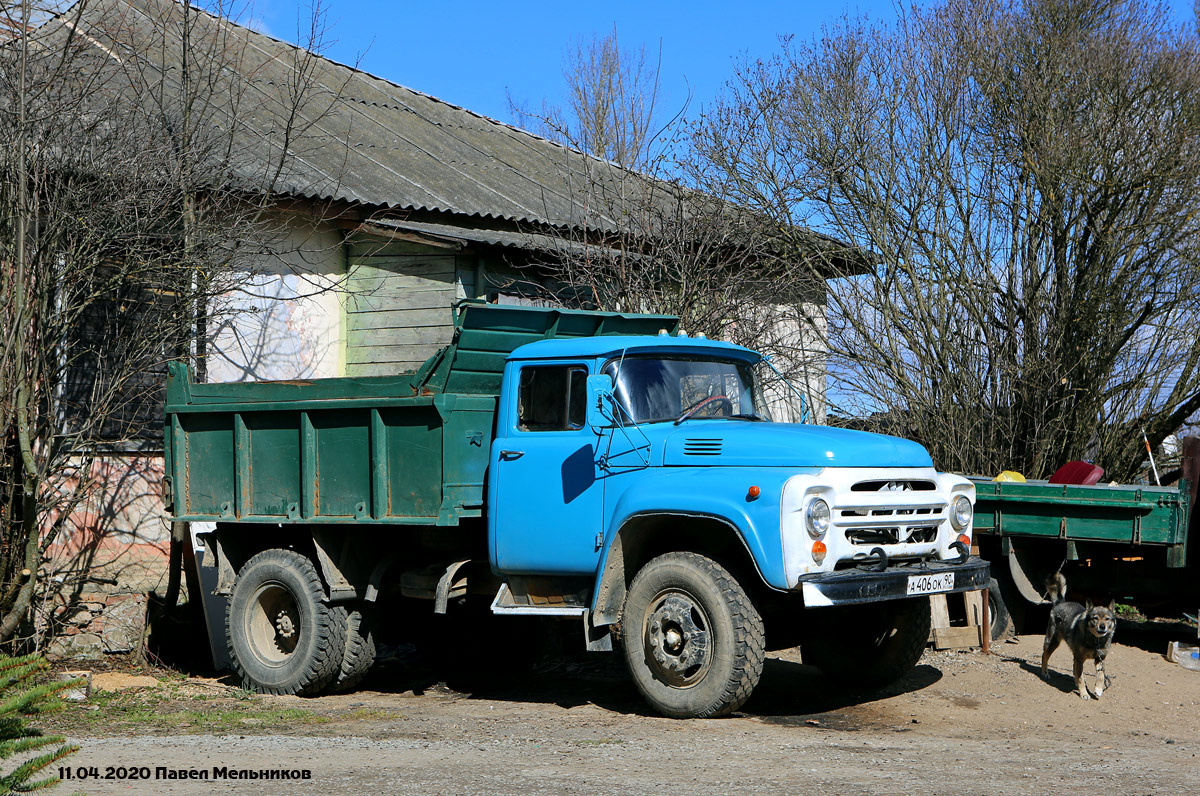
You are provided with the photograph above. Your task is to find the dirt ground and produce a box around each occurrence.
[43,626,1200,796]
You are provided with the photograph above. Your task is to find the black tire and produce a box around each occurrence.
[802,597,930,689]
[992,569,1029,634]
[327,605,377,693]
[622,552,764,718]
[226,548,347,696]
[986,578,1012,641]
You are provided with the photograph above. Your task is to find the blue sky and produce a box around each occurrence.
[249,1,1200,129]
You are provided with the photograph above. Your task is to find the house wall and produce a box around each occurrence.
[207,215,346,382]
[343,240,470,376]
[45,213,350,661]
[40,455,170,658]
[758,301,828,424]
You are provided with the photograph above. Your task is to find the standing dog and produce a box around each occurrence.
[1040,573,1116,700]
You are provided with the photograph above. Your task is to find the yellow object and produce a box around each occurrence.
[993,470,1026,482]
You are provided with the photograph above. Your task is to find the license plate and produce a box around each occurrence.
[906,572,955,596]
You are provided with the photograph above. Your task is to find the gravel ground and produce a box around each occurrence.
[50,630,1200,796]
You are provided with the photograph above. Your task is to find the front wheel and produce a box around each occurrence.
[801,597,930,689]
[226,549,347,696]
[622,552,764,718]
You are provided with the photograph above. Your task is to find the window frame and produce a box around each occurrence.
[514,363,590,433]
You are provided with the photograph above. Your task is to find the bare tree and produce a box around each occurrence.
[692,0,1200,479]
[509,24,666,170]
[503,24,830,420]
[0,0,345,645]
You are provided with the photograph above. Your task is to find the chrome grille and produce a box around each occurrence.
[851,479,936,492]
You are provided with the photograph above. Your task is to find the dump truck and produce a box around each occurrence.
[972,444,1197,632]
[164,302,988,718]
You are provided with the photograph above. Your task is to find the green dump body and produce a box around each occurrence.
[163,303,679,527]
[972,477,1193,566]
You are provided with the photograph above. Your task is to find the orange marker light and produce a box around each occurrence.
[958,534,971,548]
[812,540,827,563]
[747,485,761,499]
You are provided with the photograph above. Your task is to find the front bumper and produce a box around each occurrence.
[798,556,990,607]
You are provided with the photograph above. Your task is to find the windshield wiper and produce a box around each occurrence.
[729,413,767,421]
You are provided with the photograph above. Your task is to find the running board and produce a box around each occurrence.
[489,583,588,616]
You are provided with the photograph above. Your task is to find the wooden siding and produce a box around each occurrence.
[343,243,472,376]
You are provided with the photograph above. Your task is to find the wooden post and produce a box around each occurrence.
[981,587,991,655]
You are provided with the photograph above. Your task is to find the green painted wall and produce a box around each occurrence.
[343,241,473,376]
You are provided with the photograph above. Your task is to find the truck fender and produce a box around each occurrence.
[199,530,238,597]
[590,507,773,629]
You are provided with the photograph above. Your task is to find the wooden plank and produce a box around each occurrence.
[348,241,456,258]
[345,343,446,366]
[345,307,456,331]
[963,590,983,627]
[933,626,982,650]
[930,594,951,629]
[346,281,456,301]
[345,326,454,349]
[344,290,455,313]
[347,270,457,293]
[349,254,456,272]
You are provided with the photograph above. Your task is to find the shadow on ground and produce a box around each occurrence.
[345,646,945,722]
[1009,656,1081,696]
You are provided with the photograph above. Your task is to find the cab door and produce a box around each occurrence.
[490,363,605,575]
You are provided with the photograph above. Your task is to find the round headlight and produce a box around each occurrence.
[805,498,831,539]
[950,495,973,531]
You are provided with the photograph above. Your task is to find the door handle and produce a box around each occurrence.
[499,450,524,460]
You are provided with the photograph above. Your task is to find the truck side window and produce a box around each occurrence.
[518,366,587,431]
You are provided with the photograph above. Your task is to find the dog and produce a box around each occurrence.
[1040,573,1116,700]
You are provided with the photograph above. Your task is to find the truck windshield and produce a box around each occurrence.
[602,356,766,424]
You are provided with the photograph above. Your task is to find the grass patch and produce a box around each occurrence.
[44,687,330,735]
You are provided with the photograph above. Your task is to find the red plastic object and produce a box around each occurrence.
[1048,460,1105,485]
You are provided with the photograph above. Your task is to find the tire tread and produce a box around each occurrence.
[624,551,764,718]
[226,548,347,697]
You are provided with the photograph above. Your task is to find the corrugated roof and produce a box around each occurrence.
[53,0,651,232]
[358,218,647,261]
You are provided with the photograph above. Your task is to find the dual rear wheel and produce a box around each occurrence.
[226,549,375,696]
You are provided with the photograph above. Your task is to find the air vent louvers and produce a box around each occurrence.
[683,438,723,456]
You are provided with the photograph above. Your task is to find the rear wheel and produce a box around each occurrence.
[986,578,1012,640]
[622,552,764,718]
[802,597,930,689]
[226,549,347,696]
[327,604,376,693]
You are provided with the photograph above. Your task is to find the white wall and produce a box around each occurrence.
[206,214,345,382]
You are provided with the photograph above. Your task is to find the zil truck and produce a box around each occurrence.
[164,303,988,718]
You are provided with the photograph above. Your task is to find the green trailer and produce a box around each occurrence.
[971,445,1198,630]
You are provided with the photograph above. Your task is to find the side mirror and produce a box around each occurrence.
[586,374,616,431]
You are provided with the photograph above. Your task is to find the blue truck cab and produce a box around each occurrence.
[486,332,987,716]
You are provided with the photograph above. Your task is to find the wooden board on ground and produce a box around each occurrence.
[928,591,985,650]
[933,625,983,649]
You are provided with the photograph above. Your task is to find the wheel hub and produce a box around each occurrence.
[645,594,710,687]
[275,609,297,639]
[248,584,302,664]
